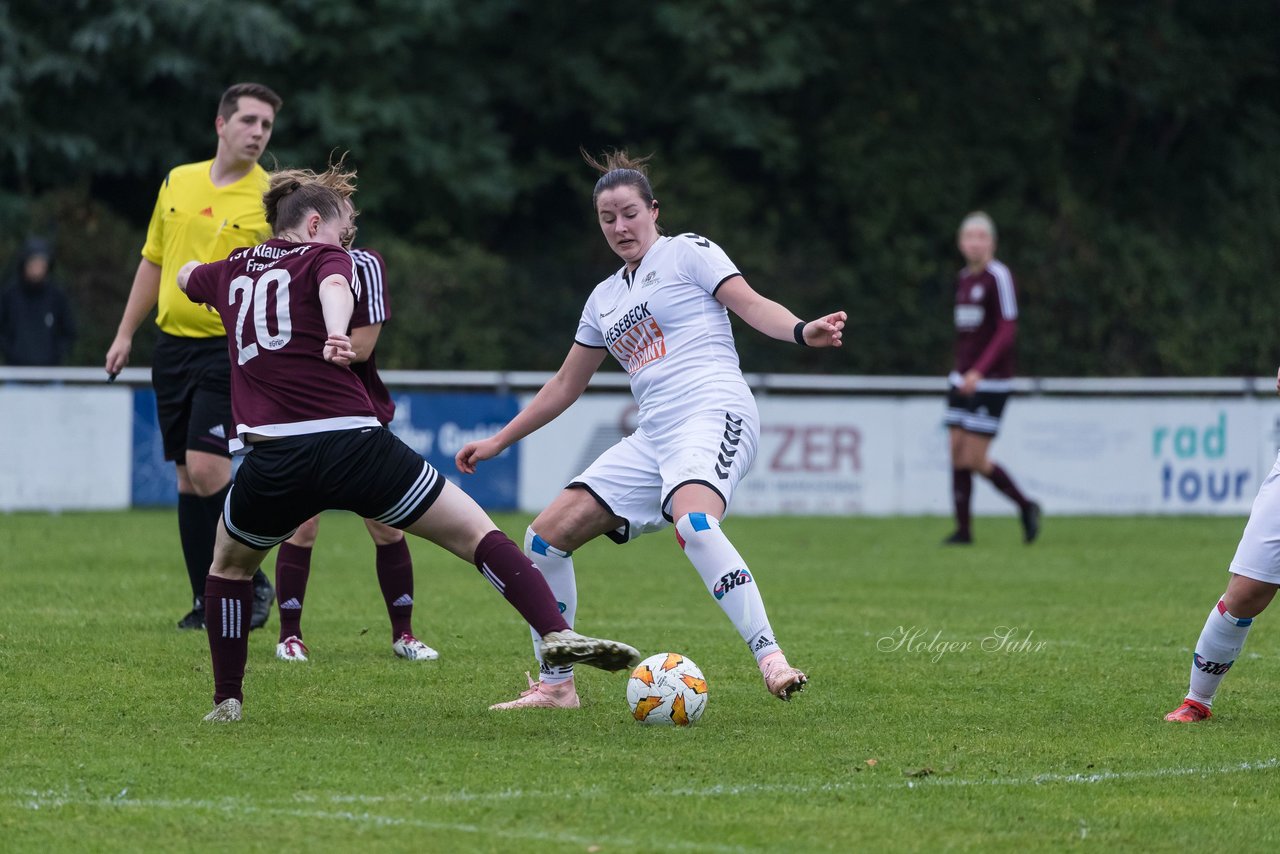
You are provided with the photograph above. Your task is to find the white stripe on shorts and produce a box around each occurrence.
[962,416,1000,434]
[221,484,285,549]
[375,462,439,527]
[223,513,283,550]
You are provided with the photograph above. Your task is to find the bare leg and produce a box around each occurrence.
[1222,573,1279,619]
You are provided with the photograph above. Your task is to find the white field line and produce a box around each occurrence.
[11,792,750,854]
[665,757,1280,796]
[9,757,1278,824]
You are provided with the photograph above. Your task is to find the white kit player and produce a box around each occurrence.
[1165,365,1280,723]
[457,150,847,710]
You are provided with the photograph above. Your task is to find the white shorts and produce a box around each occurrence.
[569,403,760,544]
[1229,452,1280,585]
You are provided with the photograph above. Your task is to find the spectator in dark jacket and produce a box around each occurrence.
[0,237,76,365]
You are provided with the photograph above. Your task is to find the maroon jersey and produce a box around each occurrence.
[952,259,1018,390]
[348,247,395,425]
[185,238,380,451]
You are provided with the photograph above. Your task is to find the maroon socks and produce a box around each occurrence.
[474,530,570,637]
[204,575,252,704]
[275,538,416,642]
[986,463,1031,510]
[274,542,312,641]
[376,538,415,640]
[952,468,973,538]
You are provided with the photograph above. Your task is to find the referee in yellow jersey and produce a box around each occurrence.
[105,83,281,630]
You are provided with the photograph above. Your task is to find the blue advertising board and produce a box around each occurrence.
[130,388,520,510]
[387,391,520,510]
[132,388,179,506]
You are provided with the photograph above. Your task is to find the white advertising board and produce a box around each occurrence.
[0,387,133,511]
[733,398,899,515]
[520,393,1280,517]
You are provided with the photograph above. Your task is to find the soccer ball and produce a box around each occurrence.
[626,652,708,726]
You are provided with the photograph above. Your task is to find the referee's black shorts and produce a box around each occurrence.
[152,331,234,463]
[223,427,445,550]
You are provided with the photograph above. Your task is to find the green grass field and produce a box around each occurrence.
[2,511,1278,852]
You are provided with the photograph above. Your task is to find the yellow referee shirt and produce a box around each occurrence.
[141,160,271,338]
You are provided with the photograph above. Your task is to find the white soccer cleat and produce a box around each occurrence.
[276,635,310,662]
[203,698,242,722]
[540,629,641,672]
[392,633,439,661]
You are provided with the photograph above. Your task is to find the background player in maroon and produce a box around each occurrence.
[273,245,438,663]
[178,164,639,721]
[943,211,1040,545]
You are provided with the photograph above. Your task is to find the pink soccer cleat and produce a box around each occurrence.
[489,673,580,710]
[1164,698,1212,722]
[760,651,807,701]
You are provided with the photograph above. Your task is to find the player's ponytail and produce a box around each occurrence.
[583,147,657,210]
[264,160,358,235]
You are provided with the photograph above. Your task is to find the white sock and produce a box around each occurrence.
[675,512,779,662]
[525,527,577,684]
[1187,599,1253,706]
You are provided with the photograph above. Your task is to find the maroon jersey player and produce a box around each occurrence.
[943,211,1040,545]
[272,245,438,665]
[347,249,395,423]
[178,163,639,722]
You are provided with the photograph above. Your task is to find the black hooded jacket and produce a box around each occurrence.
[0,238,76,366]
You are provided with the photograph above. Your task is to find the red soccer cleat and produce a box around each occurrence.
[1164,698,1212,722]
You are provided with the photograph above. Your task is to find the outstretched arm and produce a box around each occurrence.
[715,275,846,348]
[456,343,607,473]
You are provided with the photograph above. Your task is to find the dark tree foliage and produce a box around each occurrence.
[1,0,1276,375]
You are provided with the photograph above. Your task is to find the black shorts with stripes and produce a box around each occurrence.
[943,387,1011,437]
[223,427,444,550]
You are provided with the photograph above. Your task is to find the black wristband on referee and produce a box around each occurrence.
[793,320,809,346]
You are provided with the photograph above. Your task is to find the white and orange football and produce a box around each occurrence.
[626,652,708,726]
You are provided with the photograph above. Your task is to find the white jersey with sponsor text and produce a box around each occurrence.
[575,234,752,432]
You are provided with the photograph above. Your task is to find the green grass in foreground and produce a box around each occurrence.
[1,511,1278,852]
